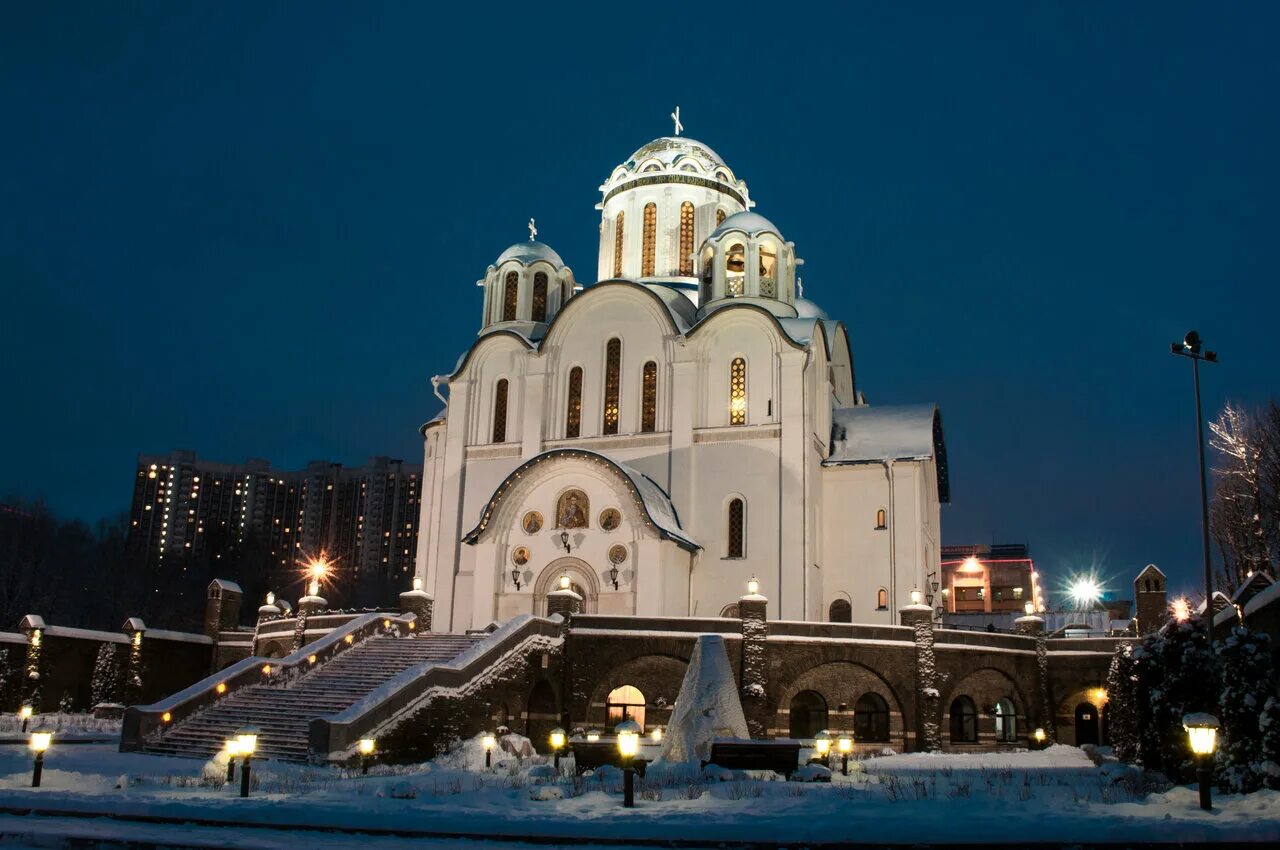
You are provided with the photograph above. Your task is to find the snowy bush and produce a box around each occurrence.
[90,643,121,708]
[1105,643,1139,763]
[1215,626,1274,793]
[1259,696,1280,790]
[1133,618,1217,782]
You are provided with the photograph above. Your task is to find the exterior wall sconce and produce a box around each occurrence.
[511,568,522,590]
[609,565,620,590]
[560,530,571,553]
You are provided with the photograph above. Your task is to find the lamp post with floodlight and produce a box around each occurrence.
[236,726,259,798]
[1170,330,1218,615]
[616,720,640,808]
[549,727,566,772]
[1183,713,1219,811]
[29,730,51,787]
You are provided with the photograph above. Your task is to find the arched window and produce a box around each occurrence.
[602,338,621,435]
[716,208,727,226]
[720,603,740,618]
[994,698,1017,743]
[876,588,888,610]
[727,497,745,558]
[789,690,828,739]
[949,696,978,743]
[491,379,509,443]
[828,599,852,623]
[613,212,624,278]
[700,246,714,300]
[502,271,518,322]
[854,693,890,742]
[875,508,887,529]
[641,203,657,277]
[679,201,695,275]
[606,684,645,731]
[565,366,583,438]
[640,360,657,433]
[725,243,745,296]
[759,243,777,297]
[532,272,548,322]
[729,357,747,425]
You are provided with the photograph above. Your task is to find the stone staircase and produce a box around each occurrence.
[141,632,480,762]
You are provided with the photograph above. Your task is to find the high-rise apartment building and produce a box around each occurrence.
[127,451,421,615]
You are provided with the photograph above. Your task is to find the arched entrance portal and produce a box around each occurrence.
[534,557,599,614]
[1074,702,1100,746]
[789,690,828,739]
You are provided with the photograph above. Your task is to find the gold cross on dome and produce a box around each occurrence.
[671,106,682,136]
[528,218,537,241]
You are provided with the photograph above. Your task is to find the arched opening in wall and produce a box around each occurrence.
[729,358,747,426]
[853,692,890,742]
[492,379,509,443]
[715,208,727,226]
[726,497,745,557]
[789,690,828,739]
[949,696,977,743]
[613,212,624,278]
[876,588,888,611]
[565,367,583,438]
[758,242,777,297]
[526,679,557,749]
[875,508,887,529]
[641,203,657,277]
[725,243,745,296]
[602,338,621,435]
[1074,702,1100,746]
[679,202,695,275]
[501,271,519,322]
[720,603,740,618]
[700,246,714,301]
[532,272,548,322]
[535,557,598,615]
[640,361,658,433]
[994,697,1017,743]
[828,599,852,623]
[606,684,646,731]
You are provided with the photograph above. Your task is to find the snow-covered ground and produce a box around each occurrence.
[0,740,1278,846]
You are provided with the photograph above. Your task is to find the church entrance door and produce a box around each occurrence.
[533,557,599,614]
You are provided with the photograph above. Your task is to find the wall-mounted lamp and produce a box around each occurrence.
[560,530,571,553]
[510,567,522,591]
[609,565,620,590]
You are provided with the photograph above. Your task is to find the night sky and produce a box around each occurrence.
[3,2,1276,601]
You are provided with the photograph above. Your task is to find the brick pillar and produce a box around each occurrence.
[738,592,769,738]
[293,594,328,652]
[19,615,46,711]
[400,587,435,632]
[122,617,146,706]
[900,603,941,752]
[546,588,582,620]
[1016,614,1055,744]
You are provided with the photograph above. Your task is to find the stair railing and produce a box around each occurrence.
[309,614,564,760]
[121,611,404,751]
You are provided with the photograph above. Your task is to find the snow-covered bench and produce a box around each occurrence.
[703,738,801,779]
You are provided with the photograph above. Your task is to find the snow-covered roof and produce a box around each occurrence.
[826,404,950,503]
[709,211,783,241]
[495,240,564,269]
[794,297,828,320]
[462,448,699,551]
[627,136,726,169]
[208,578,242,593]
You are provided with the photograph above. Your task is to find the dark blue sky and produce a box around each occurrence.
[3,2,1276,601]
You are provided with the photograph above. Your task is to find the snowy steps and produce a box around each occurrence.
[142,632,481,762]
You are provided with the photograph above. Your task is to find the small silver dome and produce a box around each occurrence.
[495,240,565,268]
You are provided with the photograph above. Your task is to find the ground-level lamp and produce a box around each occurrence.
[358,738,376,775]
[586,730,601,743]
[615,719,641,808]
[650,726,663,744]
[29,730,52,788]
[837,733,853,775]
[482,732,497,768]
[1033,727,1046,749]
[1183,713,1219,811]
[549,727,566,771]
[813,729,832,765]
[19,705,33,734]
[224,738,241,783]
[236,726,259,798]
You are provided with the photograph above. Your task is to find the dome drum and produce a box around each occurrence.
[480,241,575,334]
[696,212,799,319]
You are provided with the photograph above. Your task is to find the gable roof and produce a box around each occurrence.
[825,404,950,503]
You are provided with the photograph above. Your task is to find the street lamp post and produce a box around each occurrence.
[29,730,52,788]
[482,732,496,768]
[549,727,566,772]
[358,738,376,775]
[19,705,32,734]
[236,726,259,798]
[1183,713,1219,811]
[837,733,853,776]
[813,729,832,766]
[615,720,640,808]
[224,738,240,784]
[1170,330,1218,615]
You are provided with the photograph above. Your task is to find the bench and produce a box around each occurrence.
[569,741,648,776]
[702,738,801,779]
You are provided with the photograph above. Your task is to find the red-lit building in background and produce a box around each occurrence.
[940,543,1043,616]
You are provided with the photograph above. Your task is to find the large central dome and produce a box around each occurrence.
[625,136,726,170]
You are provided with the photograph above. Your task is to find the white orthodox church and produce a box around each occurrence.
[414,122,949,632]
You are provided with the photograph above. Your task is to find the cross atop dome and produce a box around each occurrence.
[528,218,537,241]
[671,106,682,136]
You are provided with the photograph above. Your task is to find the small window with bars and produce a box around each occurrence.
[566,366,583,438]
[613,212,624,277]
[729,357,747,425]
[727,498,745,558]
[532,272,547,322]
[642,203,657,277]
[641,361,657,432]
[502,271,518,322]
[679,202,695,275]
[602,338,621,435]
[491,379,508,443]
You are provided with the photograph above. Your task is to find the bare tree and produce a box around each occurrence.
[1209,401,1279,589]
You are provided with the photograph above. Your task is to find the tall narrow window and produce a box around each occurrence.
[679,202,695,275]
[876,508,887,529]
[613,212,624,277]
[491,379,509,443]
[716,208,727,226]
[641,203,657,277]
[727,497,745,558]
[640,361,657,433]
[502,271,518,322]
[729,357,747,425]
[876,588,888,610]
[602,338,621,435]
[532,272,548,322]
[565,367,583,438]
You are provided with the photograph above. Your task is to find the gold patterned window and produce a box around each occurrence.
[727,498,745,557]
[613,212,624,278]
[640,360,657,433]
[602,338,622,435]
[565,366,583,438]
[729,357,747,425]
[532,272,548,322]
[502,271,518,322]
[491,379,508,443]
[716,208,727,226]
[679,202,695,275]
[641,203,657,277]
